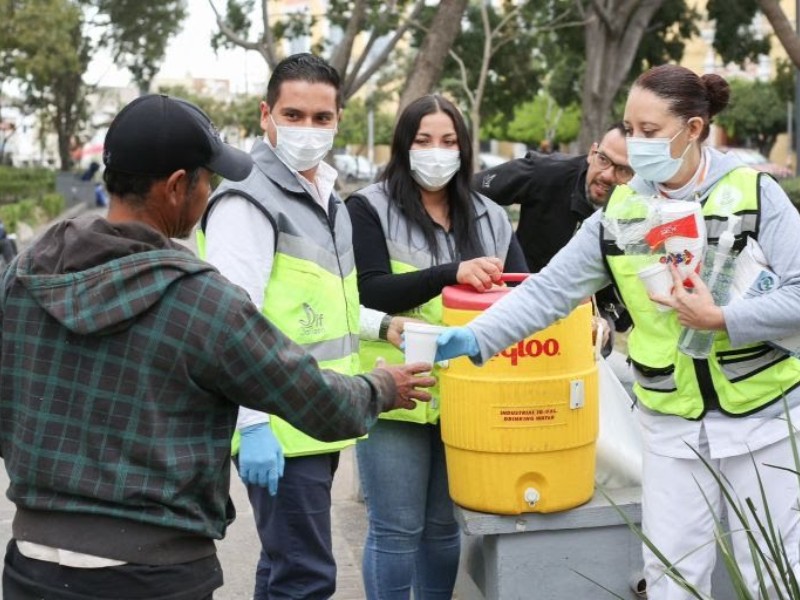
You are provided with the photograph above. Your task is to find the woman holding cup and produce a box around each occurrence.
[346,94,527,599]
[436,64,800,599]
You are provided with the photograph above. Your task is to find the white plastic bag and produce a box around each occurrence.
[593,320,643,488]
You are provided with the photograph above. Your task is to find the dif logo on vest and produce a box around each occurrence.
[498,339,560,366]
[299,303,326,337]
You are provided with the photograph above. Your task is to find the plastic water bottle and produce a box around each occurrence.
[677,215,740,359]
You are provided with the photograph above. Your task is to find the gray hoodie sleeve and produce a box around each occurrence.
[467,210,612,363]
[723,176,800,346]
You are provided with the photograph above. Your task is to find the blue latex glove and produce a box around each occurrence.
[435,327,480,362]
[238,423,285,495]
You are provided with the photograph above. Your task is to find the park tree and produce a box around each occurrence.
[12,0,90,171]
[494,93,581,149]
[706,0,770,67]
[0,0,20,165]
[2,0,187,169]
[157,84,264,141]
[397,0,470,113]
[752,0,800,69]
[574,0,700,147]
[335,97,394,152]
[83,0,187,94]
[208,0,426,100]
[427,1,580,166]
[714,78,786,156]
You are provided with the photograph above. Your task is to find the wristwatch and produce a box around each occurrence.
[378,314,393,341]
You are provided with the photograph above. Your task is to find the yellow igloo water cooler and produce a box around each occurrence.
[440,275,598,515]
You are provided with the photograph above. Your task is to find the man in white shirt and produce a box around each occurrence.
[201,53,397,599]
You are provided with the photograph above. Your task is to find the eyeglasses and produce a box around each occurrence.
[592,149,634,183]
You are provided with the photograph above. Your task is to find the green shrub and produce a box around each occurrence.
[41,193,65,219]
[0,166,56,204]
[0,194,65,233]
[0,203,22,232]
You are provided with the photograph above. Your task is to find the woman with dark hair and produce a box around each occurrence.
[347,94,527,599]
[436,64,800,599]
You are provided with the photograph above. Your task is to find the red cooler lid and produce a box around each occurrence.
[442,273,530,311]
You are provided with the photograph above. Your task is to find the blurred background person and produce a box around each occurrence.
[474,122,634,358]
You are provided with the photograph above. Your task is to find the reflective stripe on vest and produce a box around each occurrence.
[602,168,800,419]
[199,148,360,455]
[355,183,514,424]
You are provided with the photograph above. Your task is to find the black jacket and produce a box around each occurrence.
[473,151,631,333]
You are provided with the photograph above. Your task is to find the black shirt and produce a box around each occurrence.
[346,194,528,314]
[473,151,631,333]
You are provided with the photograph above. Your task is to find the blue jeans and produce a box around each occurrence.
[240,452,339,600]
[356,420,460,600]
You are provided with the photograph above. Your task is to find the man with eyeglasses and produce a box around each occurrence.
[473,123,633,348]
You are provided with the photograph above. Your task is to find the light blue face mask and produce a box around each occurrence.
[627,128,692,183]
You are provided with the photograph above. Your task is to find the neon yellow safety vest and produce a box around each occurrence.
[602,167,800,419]
[199,140,360,455]
[353,182,514,424]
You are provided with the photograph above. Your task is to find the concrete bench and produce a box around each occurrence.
[454,486,736,600]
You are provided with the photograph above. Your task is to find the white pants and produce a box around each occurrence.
[642,434,800,600]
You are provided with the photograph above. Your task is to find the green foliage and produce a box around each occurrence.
[40,193,64,218]
[484,93,580,146]
[0,166,55,204]
[633,0,700,80]
[534,0,697,109]
[430,1,544,125]
[715,78,787,157]
[10,0,91,170]
[779,177,800,210]
[589,399,800,599]
[774,58,795,105]
[211,0,255,52]
[211,0,418,99]
[3,0,185,169]
[0,167,64,231]
[0,198,36,232]
[84,0,187,92]
[336,98,393,150]
[156,84,263,139]
[708,0,771,67]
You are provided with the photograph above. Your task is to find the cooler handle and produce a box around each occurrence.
[499,273,529,283]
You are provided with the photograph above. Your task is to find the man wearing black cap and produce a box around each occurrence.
[0,94,434,599]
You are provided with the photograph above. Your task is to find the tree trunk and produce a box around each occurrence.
[577,0,666,149]
[756,0,800,69]
[398,0,469,113]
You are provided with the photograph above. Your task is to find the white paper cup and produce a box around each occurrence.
[657,201,705,281]
[404,322,445,367]
[664,236,704,280]
[637,263,674,311]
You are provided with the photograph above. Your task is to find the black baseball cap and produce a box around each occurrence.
[103,94,252,181]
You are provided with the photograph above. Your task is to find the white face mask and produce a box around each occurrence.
[627,127,691,183]
[409,148,461,191]
[269,115,336,172]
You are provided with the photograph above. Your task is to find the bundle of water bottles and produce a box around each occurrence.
[604,196,741,359]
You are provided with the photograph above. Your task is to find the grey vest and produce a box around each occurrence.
[355,182,514,268]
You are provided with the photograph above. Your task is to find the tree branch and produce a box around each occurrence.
[448,48,476,108]
[757,0,800,69]
[206,0,261,52]
[259,0,278,68]
[329,0,368,79]
[347,0,426,95]
[588,0,617,35]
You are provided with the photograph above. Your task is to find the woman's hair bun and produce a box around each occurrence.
[700,73,731,117]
